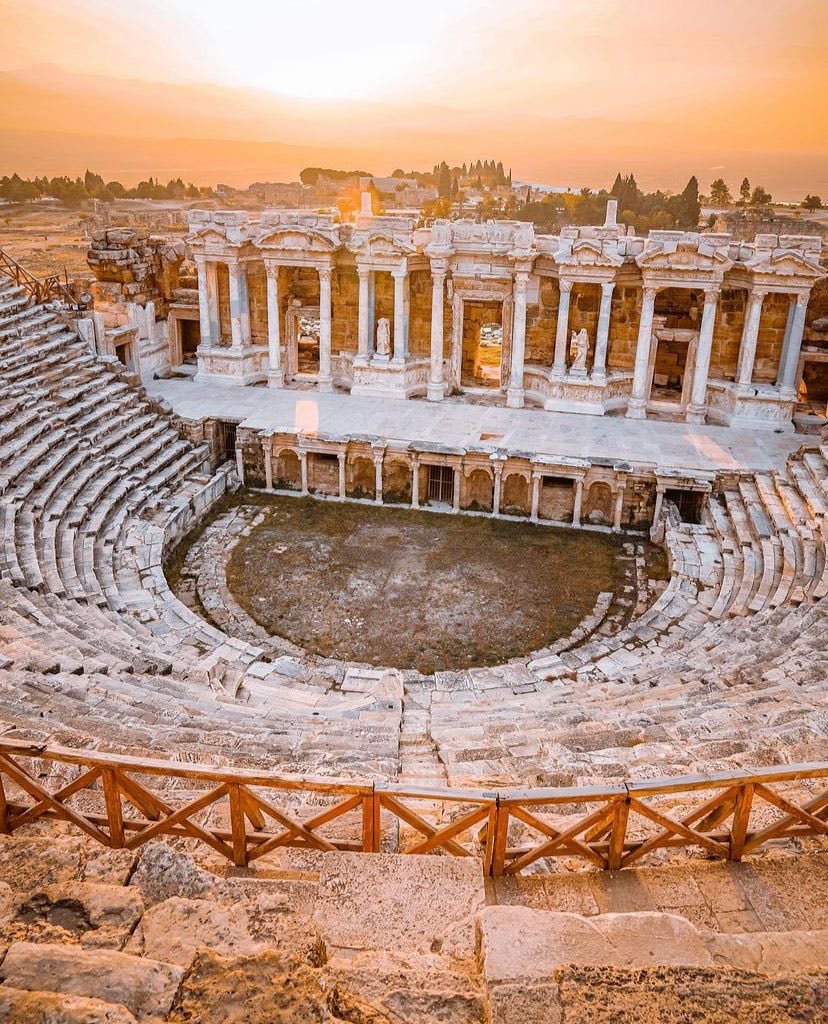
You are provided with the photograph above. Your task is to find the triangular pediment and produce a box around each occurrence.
[636,245,732,272]
[747,250,825,279]
[558,239,623,267]
[256,227,339,252]
[191,226,229,243]
[349,231,415,258]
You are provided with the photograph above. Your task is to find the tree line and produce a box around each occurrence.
[0,170,213,207]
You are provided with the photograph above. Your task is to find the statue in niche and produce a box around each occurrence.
[570,328,589,373]
[376,317,391,358]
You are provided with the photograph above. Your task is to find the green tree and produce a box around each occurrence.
[802,194,823,211]
[739,177,751,205]
[709,178,733,206]
[750,185,772,205]
[678,175,701,226]
[437,161,452,199]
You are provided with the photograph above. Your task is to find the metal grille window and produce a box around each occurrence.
[221,421,237,463]
[428,464,454,503]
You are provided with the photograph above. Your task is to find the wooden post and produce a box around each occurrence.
[102,770,124,849]
[228,784,248,867]
[0,775,9,835]
[491,804,510,876]
[730,783,754,861]
[361,796,374,853]
[608,798,629,871]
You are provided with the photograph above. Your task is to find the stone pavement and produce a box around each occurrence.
[146,378,804,475]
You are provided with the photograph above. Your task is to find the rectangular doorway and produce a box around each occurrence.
[428,464,454,504]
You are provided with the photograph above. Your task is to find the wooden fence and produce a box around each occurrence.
[0,738,825,874]
[0,247,83,308]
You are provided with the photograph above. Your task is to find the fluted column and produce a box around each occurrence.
[317,264,333,391]
[492,461,505,517]
[452,465,461,513]
[392,267,408,364]
[428,263,447,401]
[356,267,370,364]
[530,471,541,523]
[227,261,250,350]
[735,288,767,389]
[573,478,584,528]
[265,264,284,387]
[552,279,573,377]
[299,451,308,495]
[687,288,719,423]
[626,286,658,419]
[263,440,273,490]
[206,261,220,344]
[195,256,212,348]
[411,454,420,509]
[338,452,346,499]
[507,271,529,409]
[778,292,808,394]
[592,282,614,383]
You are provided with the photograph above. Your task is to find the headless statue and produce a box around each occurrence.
[376,317,391,358]
[570,328,589,373]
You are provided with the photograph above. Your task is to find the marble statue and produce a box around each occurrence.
[570,328,589,373]
[376,317,391,357]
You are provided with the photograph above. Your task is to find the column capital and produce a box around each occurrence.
[356,264,371,281]
[264,262,280,279]
[600,280,616,297]
[194,253,207,269]
[558,277,573,294]
[794,290,809,309]
[317,264,333,284]
[391,265,409,280]
[748,286,768,302]
[641,285,658,302]
[337,450,346,462]
[702,286,721,303]
[372,451,384,465]
[429,258,449,278]
[513,271,529,292]
[410,452,419,466]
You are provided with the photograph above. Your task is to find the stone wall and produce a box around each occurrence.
[606,285,643,372]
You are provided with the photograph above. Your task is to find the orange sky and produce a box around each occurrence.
[1,0,826,198]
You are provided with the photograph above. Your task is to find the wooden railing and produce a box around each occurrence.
[0,738,825,874]
[0,247,83,308]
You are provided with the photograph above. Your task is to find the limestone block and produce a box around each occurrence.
[0,986,138,1024]
[129,841,225,907]
[127,893,325,967]
[0,836,84,893]
[0,943,184,1021]
[314,852,485,962]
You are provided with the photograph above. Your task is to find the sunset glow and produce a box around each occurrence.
[1,0,826,195]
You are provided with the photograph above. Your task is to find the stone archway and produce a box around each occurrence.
[348,457,375,499]
[586,481,614,525]
[502,472,529,516]
[382,460,412,504]
[275,450,301,490]
[462,469,493,512]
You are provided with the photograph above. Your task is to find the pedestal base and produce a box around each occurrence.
[685,404,708,425]
[316,374,334,393]
[506,387,525,409]
[626,399,647,420]
[267,370,285,388]
[427,381,446,402]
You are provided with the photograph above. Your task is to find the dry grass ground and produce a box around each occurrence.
[224,496,660,673]
[0,204,93,278]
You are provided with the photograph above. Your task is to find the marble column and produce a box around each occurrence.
[778,293,808,394]
[411,455,420,509]
[227,261,250,350]
[507,271,529,409]
[263,440,273,490]
[356,267,371,364]
[235,445,245,486]
[428,264,447,401]
[373,455,384,504]
[337,452,346,499]
[317,265,333,391]
[195,256,212,349]
[735,288,767,389]
[530,472,541,523]
[626,286,658,419]
[206,262,220,345]
[592,282,614,383]
[492,464,503,517]
[613,488,625,532]
[392,267,408,364]
[452,465,461,512]
[265,264,284,387]
[299,451,308,495]
[652,486,665,525]
[687,288,719,423]
[573,478,584,528]
[552,279,573,377]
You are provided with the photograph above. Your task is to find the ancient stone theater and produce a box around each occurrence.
[0,196,826,1021]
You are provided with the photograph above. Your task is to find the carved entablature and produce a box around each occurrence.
[554,238,624,283]
[186,210,253,254]
[742,251,826,293]
[348,230,416,270]
[636,235,734,291]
